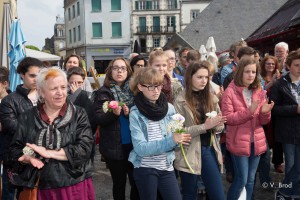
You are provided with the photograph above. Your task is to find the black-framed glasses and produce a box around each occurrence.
[112,66,127,72]
[141,84,163,91]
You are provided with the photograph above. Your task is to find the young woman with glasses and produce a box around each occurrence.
[129,67,191,200]
[93,57,140,200]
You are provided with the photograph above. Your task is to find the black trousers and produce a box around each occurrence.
[272,142,284,165]
[105,157,140,200]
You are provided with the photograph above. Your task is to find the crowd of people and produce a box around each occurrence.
[0,40,299,200]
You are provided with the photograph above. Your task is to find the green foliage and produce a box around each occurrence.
[42,50,51,54]
[25,45,40,51]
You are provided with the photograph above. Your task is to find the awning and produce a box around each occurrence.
[25,48,60,61]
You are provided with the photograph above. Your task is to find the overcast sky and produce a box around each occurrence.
[17,0,64,50]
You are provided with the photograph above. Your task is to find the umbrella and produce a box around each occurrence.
[8,19,26,92]
[0,3,12,68]
[133,40,141,54]
[206,36,216,53]
[205,36,218,62]
[199,45,207,61]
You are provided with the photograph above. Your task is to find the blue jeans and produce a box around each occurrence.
[279,144,300,198]
[2,165,15,200]
[180,146,224,200]
[133,167,181,200]
[227,143,261,200]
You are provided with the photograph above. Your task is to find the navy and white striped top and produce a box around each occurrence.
[140,120,173,171]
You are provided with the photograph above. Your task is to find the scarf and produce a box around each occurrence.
[110,80,134,108]
[162,74,173,103]
[134,92,168,121]
[34,103,74,150]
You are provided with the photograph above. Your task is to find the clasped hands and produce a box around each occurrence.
[18,143,51,169]
[249,100,274,115]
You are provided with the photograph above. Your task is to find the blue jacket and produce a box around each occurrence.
[128,103,178,168]
[220,62,236,85]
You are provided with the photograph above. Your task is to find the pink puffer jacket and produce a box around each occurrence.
[221,82,270,156]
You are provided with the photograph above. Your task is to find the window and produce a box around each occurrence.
[92,23,102,37]
[112,22,122,38]
[69,30,72,43]
[111,0,121,11]
[152,16,160,33]
[73,28,76,42]
[168,0,177,9]
[68,8,71,20]
[191,10,200,21]
[167,16,176,32]
[92,0,101,12]
[72,5,75,18]
[153,1,159,10]
[153,38,160,48]
[58,30,64,37]
[77,2,80,16]
[136,1,151,10]
[139,1,146,10]
[78,26,81,41]
[139,17,146,33]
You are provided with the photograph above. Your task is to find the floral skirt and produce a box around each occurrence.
[37,178,95,200]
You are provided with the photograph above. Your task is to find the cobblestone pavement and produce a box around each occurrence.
[92,147,284,200]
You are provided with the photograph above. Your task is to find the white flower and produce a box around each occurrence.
[171,114,185,123]
[23,146,35,156]
[205,111,217,118]
[168,114,185,133]
[103,101,109,113]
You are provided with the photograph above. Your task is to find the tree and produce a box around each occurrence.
[25,45,40,51]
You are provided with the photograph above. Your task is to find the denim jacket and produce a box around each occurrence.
[128,103,178,168]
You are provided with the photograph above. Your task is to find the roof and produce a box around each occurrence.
[25,48,60,61]
[177,0,288,52]
[246,0,300,43]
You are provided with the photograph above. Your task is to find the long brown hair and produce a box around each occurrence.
[184,61,214,124]
[103,57,133,87]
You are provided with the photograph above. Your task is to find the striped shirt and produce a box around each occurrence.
[140,120,174,171]
[289,81,300,105]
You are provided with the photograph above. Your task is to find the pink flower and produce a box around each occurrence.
[108,101,119,109]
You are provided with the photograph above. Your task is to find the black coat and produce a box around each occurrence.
[8,103,94,189]
[0,85,34,163]
[93,86,132,160]
[270,73,300,144]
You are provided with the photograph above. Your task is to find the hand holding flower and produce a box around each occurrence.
[103,100,124,115]
[204,113,226,130]
[173,132,191,145]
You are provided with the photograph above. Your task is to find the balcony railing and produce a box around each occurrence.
[136,26,176,34]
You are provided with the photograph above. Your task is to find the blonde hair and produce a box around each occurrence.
[148,50,169,67]
[130,68,164,96]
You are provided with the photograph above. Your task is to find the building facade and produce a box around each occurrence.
[131,0,211,54]
[131,0,180,53]
[54,15,66,57]
[180,0,211,30]
[64,0,131,73]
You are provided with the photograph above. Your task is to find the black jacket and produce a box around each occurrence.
[270,73,300,144]
[0,85,34,163]
[8,103,94,189]
[93,86,132,160]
